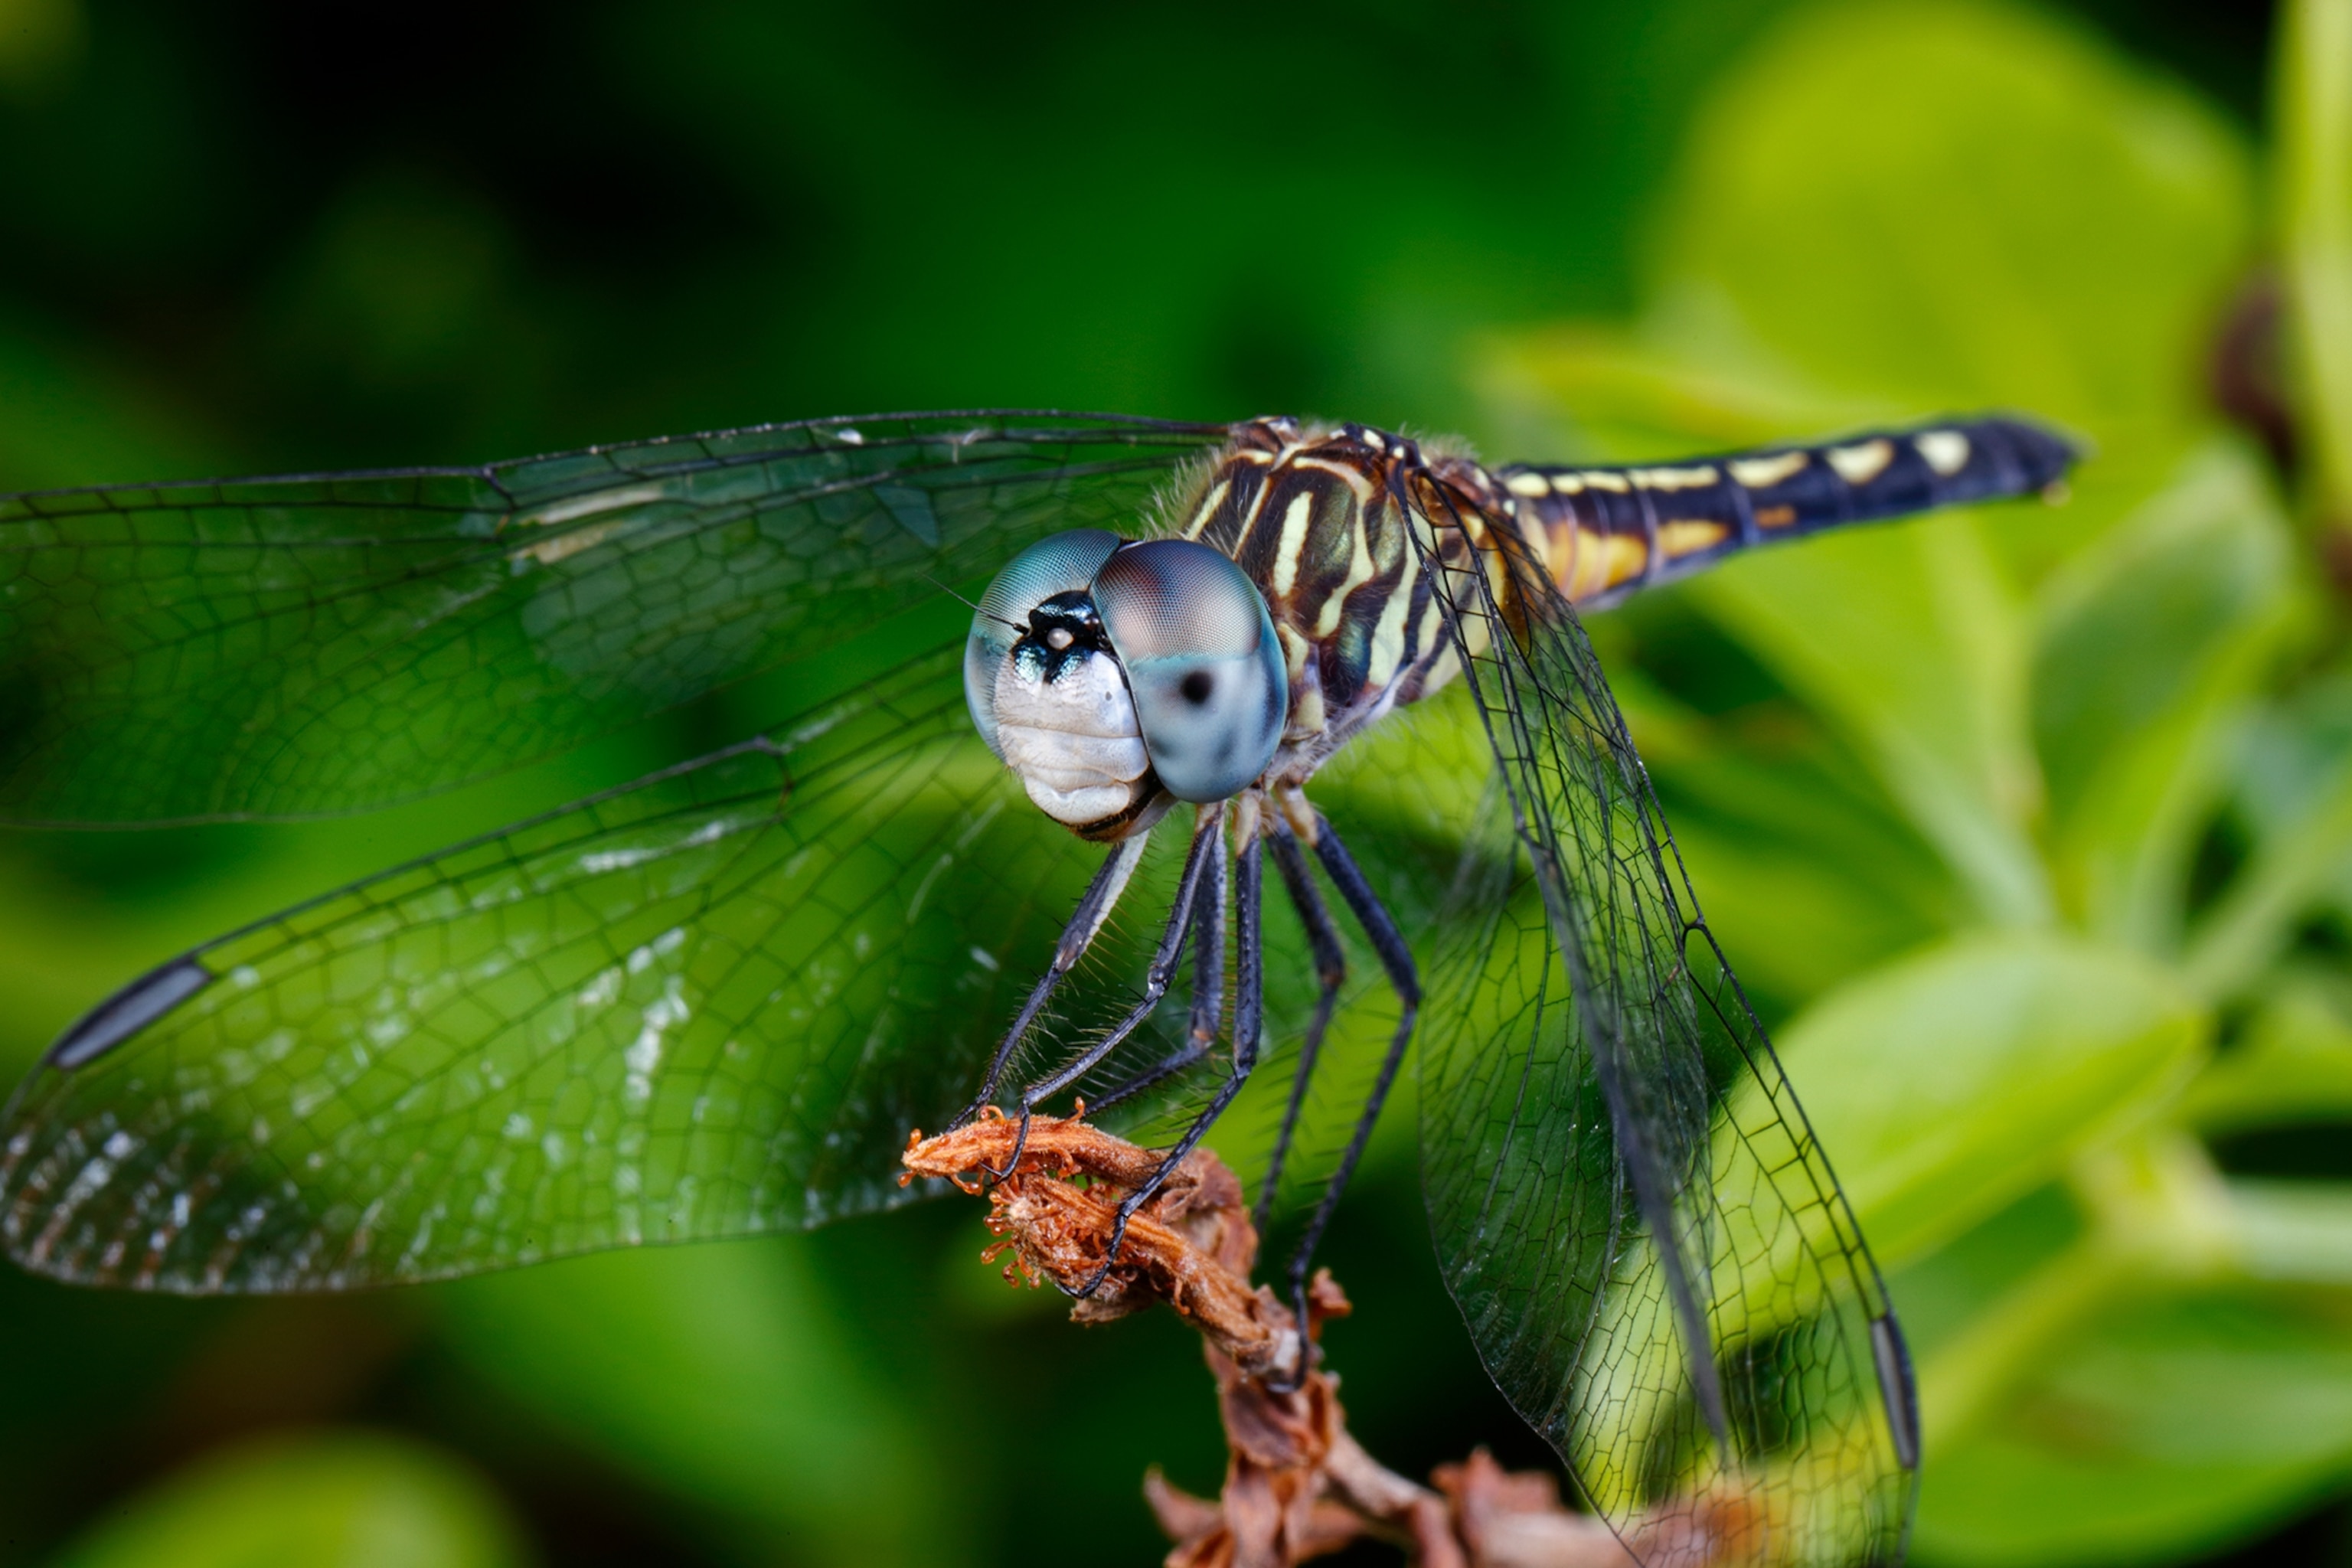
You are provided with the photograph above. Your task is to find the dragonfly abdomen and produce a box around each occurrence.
[1500,416,2079,608]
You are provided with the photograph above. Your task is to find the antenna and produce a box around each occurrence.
[925,573,1022,633]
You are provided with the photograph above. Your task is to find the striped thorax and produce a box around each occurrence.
[1171,418,1507,781]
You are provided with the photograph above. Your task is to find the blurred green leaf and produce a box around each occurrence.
[1656,0,2252,446]
[1655,733,1960,1007]
[1481,0,2256,582]
[1668,818,1939,1009]
[2230,1178,2352,1285]
[1916,1289,2352,1567]
[1694,511,2050,925]
[2187,743,2352,998]
[2230,673,2352,945]
[2186,974,2352,1132]
[2032,441,2303,953]
[51,1431,526,1568]
[1472,318,1892,461]
[432,1236,952,1567]
[1885,1183,2087,1360]
[2279,0,2352,524]
[1910,1133,2239,1458]
[1485,0,2263,930]
[1777,932,2208,1266]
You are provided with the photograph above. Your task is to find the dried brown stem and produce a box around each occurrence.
[901,1112,1681,1567]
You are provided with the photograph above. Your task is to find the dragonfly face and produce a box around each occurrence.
[0,406,2079,1566]
[966,532,1285,838]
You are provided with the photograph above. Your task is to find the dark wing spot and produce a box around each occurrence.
[1181,671,1215,704]
[47,956,214,1069]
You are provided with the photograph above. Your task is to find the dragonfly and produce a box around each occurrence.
[0,408,2073,1566]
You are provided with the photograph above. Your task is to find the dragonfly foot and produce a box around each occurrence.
[1258,1275,1317,1393]
[945,1089,999,1135]
[1063,1188,1143,1299]
[974,1106,1034,1185]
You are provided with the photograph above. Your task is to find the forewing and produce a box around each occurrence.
[1413,516,1916,1565]
[0,648,1111,1291]
[0,411,1225,823]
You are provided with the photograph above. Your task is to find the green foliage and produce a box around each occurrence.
[435,1239,945,1563]
[1478,2,2352,1563]
[1658,3,2249,443]
[2280,0,2352,525]
[50,1433,525,1568]
[0,2,2334,1566]
[1782,933,2207,1266]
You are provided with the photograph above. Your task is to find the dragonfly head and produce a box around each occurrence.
[965,531,1287,837]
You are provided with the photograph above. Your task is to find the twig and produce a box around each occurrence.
[902,1112,1687,1567]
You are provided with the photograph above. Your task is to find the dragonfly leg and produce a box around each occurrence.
[1073,817,1263,1298]
[1254,816,1347,1235]
[952,829,1153,1133]
[1011,803,1224,1117]
[1266,806,1418,1386]
[1075,820,1227,1116]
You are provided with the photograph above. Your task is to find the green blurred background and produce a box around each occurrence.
[4,1,2350,1564]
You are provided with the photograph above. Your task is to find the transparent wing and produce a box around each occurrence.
[1413,517,1916,1566]
[0,411,1226,823]
[0,648,1147,1291]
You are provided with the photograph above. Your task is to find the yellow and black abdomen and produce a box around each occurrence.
[1499,416,2079,608]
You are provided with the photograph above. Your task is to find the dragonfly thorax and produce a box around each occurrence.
[1175,419,1504,779]
[967,534,1288,839]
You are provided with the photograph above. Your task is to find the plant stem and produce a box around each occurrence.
[2281,0,2352,531]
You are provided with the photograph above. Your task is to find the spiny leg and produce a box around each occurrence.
[1256,817,1348,1236]
[1082,821,1227,1117]
[1014,802,1225,1118]
[953,830,1153,1132]
[1076,812,1265,1297]
[1272,805,1419,1380]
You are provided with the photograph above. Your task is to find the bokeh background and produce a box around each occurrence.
[1,1,2347,1564]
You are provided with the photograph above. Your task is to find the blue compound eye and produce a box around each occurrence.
[1093,539,1286,802]
[964,529,1124,756]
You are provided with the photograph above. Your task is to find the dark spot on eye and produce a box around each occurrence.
[1181,671,1214,704]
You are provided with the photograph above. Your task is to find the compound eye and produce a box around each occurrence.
[963,530,1124,756]
[1093,539,1286,802]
